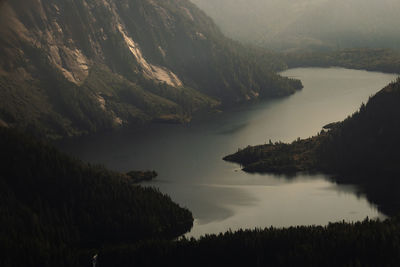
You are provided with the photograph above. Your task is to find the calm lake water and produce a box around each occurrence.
[59,68,397,237]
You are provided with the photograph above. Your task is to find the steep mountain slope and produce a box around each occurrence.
[192,0,400,51]
[0,0,301,138]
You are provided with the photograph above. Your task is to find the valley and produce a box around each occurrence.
[2,0,400,266]
[59,67,396,237]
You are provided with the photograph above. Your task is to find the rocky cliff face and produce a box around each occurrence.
[0,0,184,86]
[0,0,300,138]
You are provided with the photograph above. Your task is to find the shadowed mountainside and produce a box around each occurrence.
[0,0,301,139]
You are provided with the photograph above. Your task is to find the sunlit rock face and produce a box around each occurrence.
[117,23,182,87]
[0,0,217,137]
[0,0,183,86]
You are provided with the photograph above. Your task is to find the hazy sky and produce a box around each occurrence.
[191,0,400,50]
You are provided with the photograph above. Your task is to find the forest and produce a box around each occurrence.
[3,125,400,267]
[93,217,400,266]
[283,49,400,74]
[0,127,193,267]
[2,0,400,266]
[4,91,400,266]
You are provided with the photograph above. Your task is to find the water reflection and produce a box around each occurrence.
[183,176,384,238]
[58,68,395,237]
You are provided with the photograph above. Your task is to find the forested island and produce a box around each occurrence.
[225,78,400,215]
[126,170,158,183]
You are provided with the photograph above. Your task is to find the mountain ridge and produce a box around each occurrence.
[191,0,400,51]
[0,0,301,138]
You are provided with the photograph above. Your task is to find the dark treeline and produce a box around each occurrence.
[0,127,193,267]
[99,217,400,267]
[283,49,400,74]
[3,120,400,267]
[225,78,400,215]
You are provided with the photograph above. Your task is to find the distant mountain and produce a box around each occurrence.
[191,0,400,51]
[0,0,301,138]
[224,78,400,215]
[283,49,400,74]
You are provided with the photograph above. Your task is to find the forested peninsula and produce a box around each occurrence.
[225,78,400,215]
[2,0,400,266]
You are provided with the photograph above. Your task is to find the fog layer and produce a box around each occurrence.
[191,0,400,51]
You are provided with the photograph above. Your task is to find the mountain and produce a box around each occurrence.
[0,127,193,267]
[0,0,301,138]
[224,78,400,215]
[191,0,400,51]
[191,0,327,46]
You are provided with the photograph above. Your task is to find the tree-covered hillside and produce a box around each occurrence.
[224,78,400,215]
[4,124,400,267]
[2,125,400,266]
[283,49,400,74]
[0,127,193,267]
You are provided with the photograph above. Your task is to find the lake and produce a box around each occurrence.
[59,68,397,237]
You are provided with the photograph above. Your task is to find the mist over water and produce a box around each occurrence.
[59,68,397,237]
